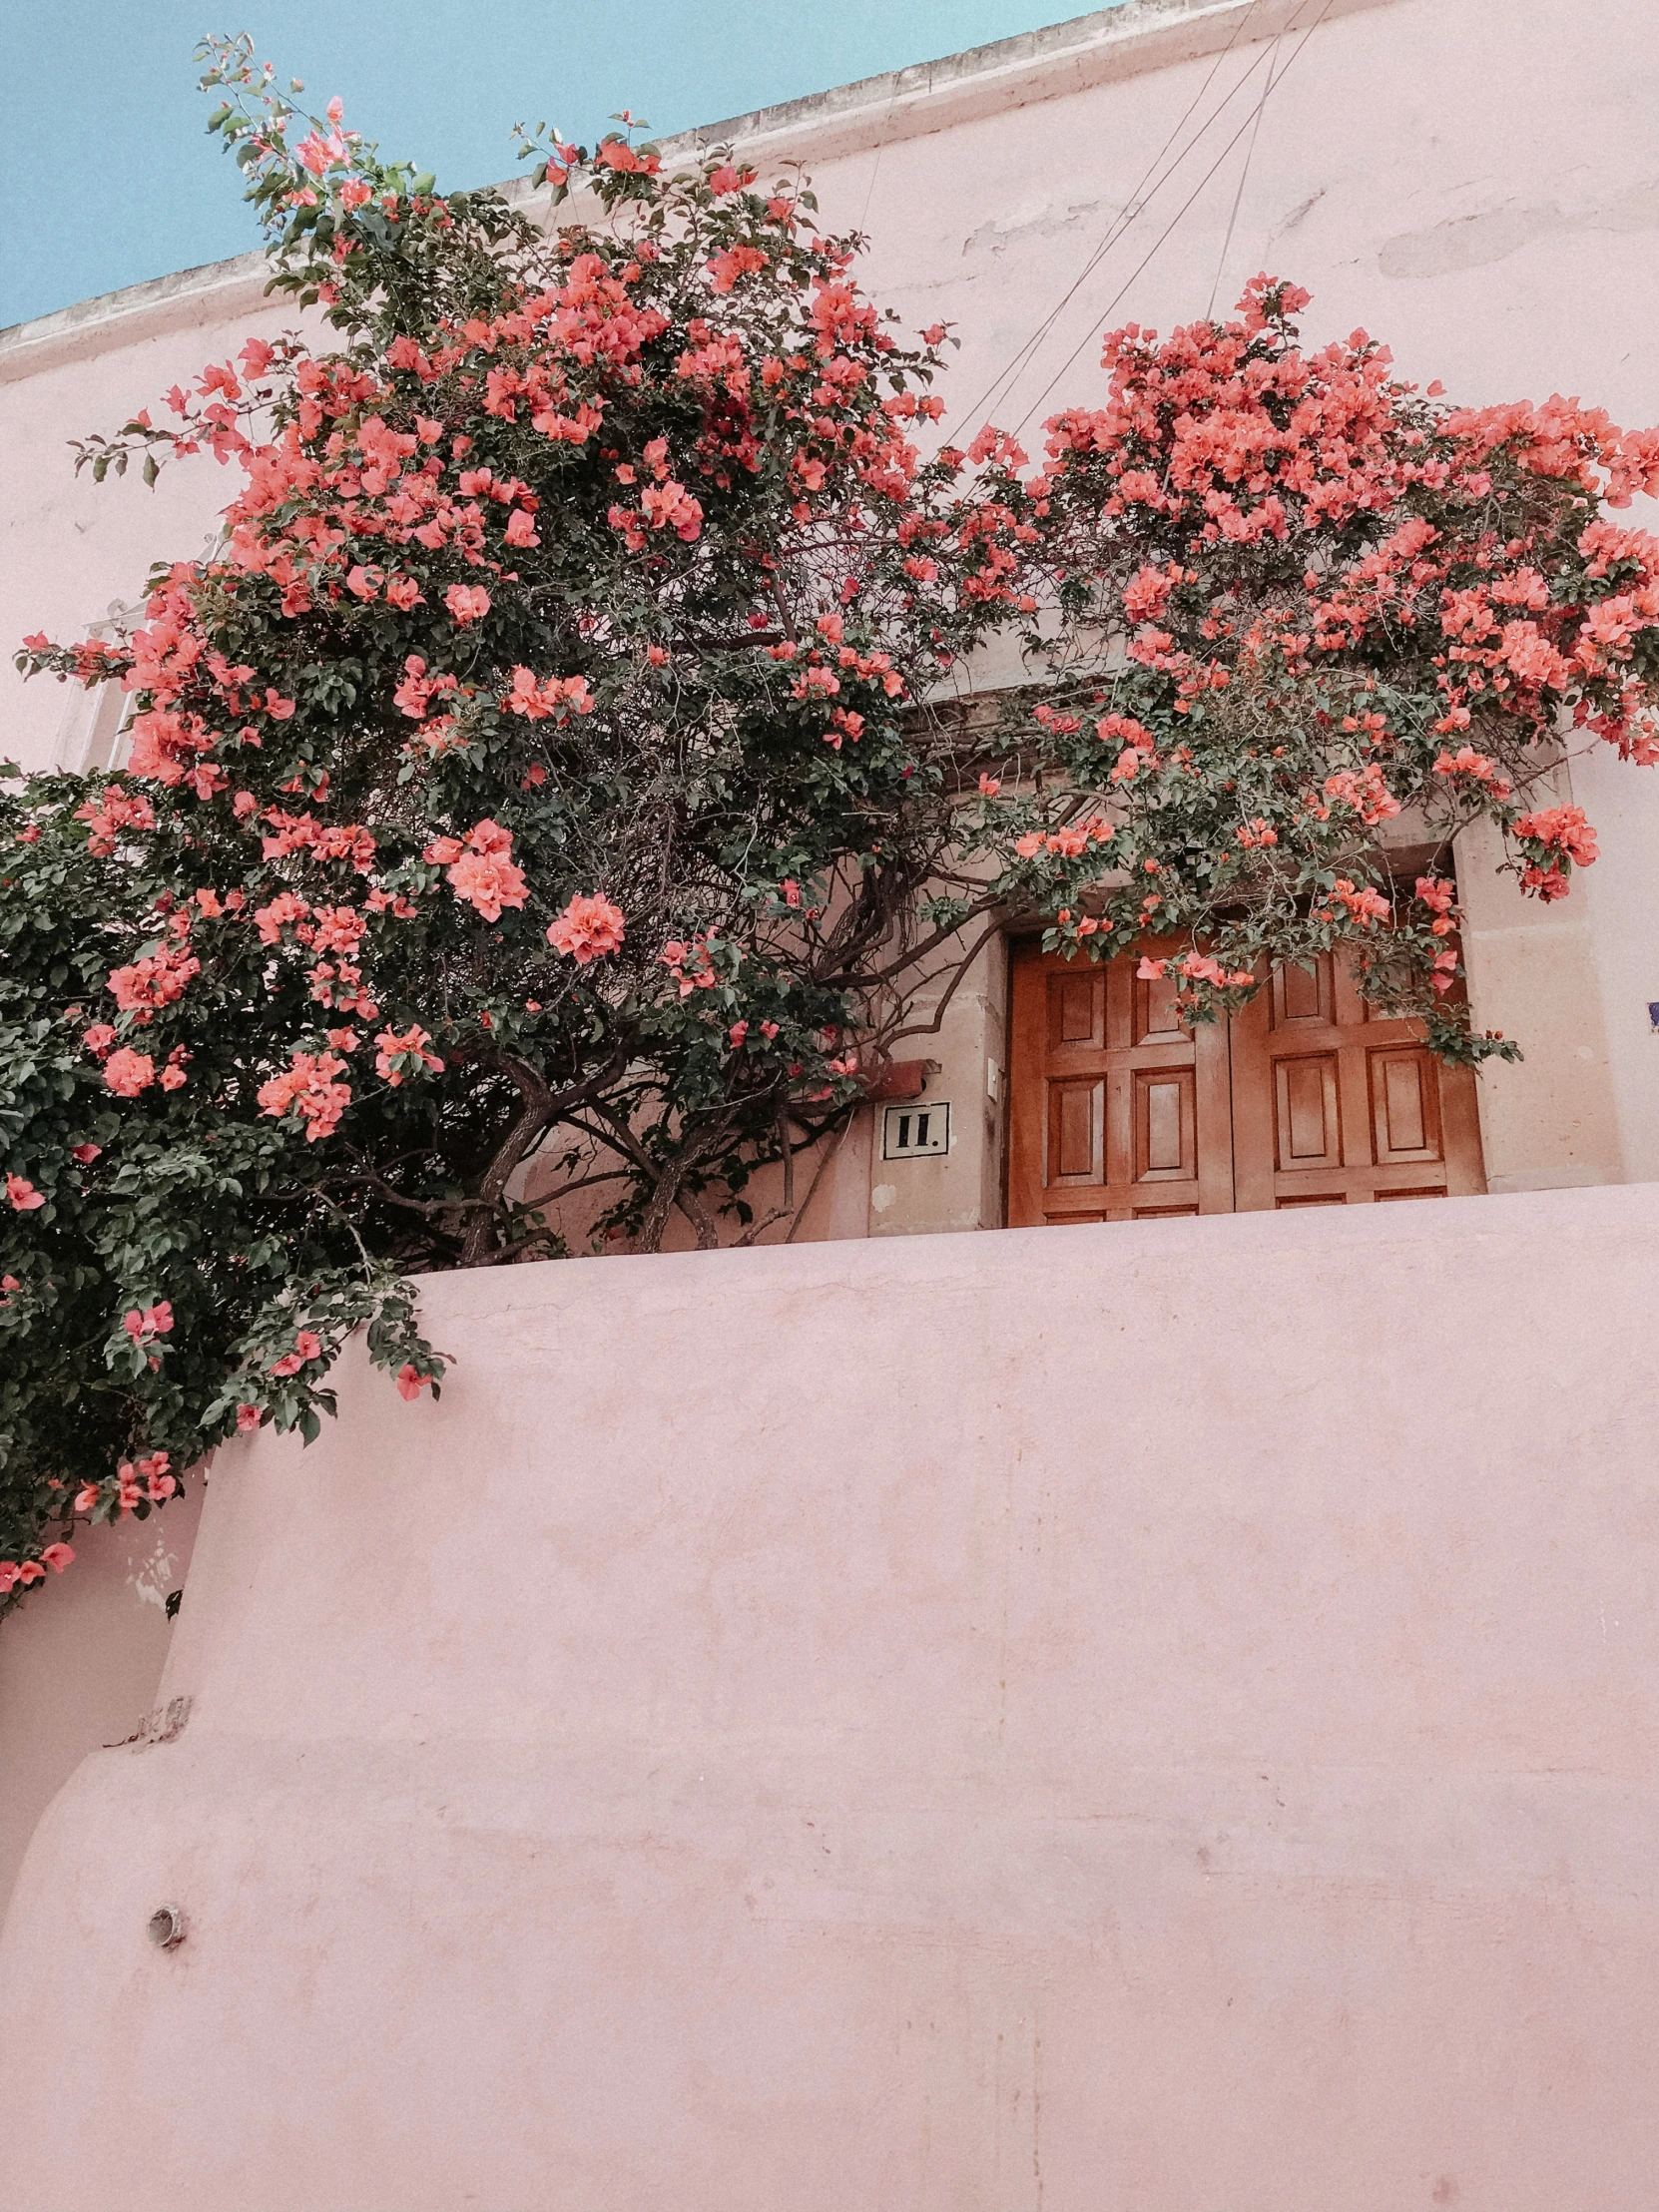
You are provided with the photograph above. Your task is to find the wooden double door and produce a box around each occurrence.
[1007,940,1486,1227]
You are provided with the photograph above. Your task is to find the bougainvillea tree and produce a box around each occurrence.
[964,279,1659,1024]
[4,37,1657,1606]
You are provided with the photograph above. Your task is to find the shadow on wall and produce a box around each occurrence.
[0,1484,202,1920]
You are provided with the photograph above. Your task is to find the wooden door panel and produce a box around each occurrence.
[1272,955,1336,1030]
[1049,968,1104,1053]
[1135,970,1190,1046]
[1048,1078,1103,1185]
[1009,941,1233,1228]
[1369,1047,1443,1165]
[1231,952,1485,1210]
[1274,1054,1342,1173]
[1135,1068,1196,1183]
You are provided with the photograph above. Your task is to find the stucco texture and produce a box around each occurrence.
[2,1183,1656,2210]
[0,1486,201,1915]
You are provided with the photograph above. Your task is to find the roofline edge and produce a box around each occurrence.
[0,0,1409,382]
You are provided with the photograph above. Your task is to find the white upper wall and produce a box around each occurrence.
[4,0,1657,1166]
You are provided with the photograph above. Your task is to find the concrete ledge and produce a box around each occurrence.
[0,252,275,385]
[2,1183,1656,2208]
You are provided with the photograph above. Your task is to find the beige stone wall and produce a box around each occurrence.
[868,931,1009,1240]
[1456,799,1626,1195]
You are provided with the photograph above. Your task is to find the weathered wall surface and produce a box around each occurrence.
[2,1182,1656,2211]
[0,1483,201,1918]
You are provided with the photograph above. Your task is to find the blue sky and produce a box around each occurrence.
[1,2,1110,327]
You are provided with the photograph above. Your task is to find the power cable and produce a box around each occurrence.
[1205,16,1287,318]
[857,89,900,235]
[955,0,1268,434]
[1010,0,1337,437]
[958,7,1267,429]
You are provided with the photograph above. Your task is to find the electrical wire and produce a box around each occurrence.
[954,0,1268,434]
[857,89,900,235]
[1205,16,1288,318]
[1010,0,1337,437]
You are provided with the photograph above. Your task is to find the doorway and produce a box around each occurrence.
[1006,940,1486,1227]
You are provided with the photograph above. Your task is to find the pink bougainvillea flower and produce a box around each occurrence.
[425,818,521,920]
[5,1174,45,1212]
[447,849,527,922]
[502,667,592,721]
[40,1543,74,1574]
[546,891,626,964]
[70,1142,102,1164]
[236,1404,263,1433]
[294,123,349,178]
[108,938,201,1015]
[104,1048,156,1098]
[374,1025,445,1086]
[1514,803,1599,866]
[256,1051,351,1140]
[395,1365,432,1401]
[443,583,492,625]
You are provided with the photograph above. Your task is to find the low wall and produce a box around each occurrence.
[0,1483,201,1919]
[2,1187,1657,2211]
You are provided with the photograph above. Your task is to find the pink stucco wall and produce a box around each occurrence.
[2,1182,1657,2210]
[0,1487,201,1920]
